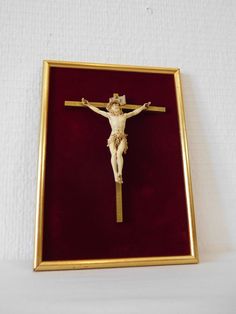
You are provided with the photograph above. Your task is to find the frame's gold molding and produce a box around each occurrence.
[34,60,199,271]
[35,255,198,271]
[44,59,179,74]
[34,61,50,269]
[174,70,199,260]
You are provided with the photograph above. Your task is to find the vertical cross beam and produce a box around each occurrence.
[116,183,123,223]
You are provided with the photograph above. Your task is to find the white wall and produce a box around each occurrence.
[0,0,236,260]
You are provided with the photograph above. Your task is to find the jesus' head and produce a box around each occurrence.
[106,100,123,115]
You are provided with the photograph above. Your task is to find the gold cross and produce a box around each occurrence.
[65,94,166,113]
[64,93,166,223]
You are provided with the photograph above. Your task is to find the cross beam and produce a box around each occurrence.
[64,101,166,112]
[64,95,166,223]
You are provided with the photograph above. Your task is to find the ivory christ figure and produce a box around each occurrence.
[81,94,151,184]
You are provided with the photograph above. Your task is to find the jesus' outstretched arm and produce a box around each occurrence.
[81,98,109,118]
[125,102,151,119]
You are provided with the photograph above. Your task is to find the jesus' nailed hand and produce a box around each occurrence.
[81,95,151,184]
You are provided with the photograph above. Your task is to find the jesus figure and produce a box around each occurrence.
[81,94,150,184]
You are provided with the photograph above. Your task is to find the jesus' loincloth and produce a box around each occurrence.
[107,131,128,154]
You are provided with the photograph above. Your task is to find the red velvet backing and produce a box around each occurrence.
[42,66,191,261]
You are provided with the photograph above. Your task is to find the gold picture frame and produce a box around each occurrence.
[34,60,199,271]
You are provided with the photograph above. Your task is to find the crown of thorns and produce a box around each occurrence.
[106,95,126,110]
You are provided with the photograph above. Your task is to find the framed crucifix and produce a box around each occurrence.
[34,60,199,271]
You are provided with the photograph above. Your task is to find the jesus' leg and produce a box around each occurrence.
[116,139,126,184]
[109,143,119,182]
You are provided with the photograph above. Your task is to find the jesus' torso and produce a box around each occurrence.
[108,113,127,135]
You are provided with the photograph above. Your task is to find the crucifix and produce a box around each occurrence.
[64,93,166,223]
